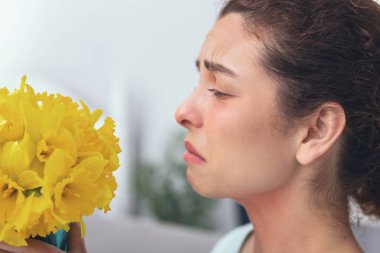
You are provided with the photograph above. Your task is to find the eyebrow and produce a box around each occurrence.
[195,59,238,77]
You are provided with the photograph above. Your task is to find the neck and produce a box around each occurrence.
[237,169,362,253]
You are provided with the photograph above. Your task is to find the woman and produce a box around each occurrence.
[1,0,379,252]
[175,0,380,252]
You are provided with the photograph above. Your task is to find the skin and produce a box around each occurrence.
[175,13,363,253]
[0,223,86,253]
[178,14,299,200]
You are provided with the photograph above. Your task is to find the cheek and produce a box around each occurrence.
[205,104,298,198]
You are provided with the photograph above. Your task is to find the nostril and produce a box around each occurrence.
[175,99,202,129]
[175,110,185,125]
[175,107,192,128]
[180,119,191,128]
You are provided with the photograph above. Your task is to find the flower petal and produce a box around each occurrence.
[44,149,72,187]
[0,223,27,246]
[18,170,43,190]
[0,134,35,178]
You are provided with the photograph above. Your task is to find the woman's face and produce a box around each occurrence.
[175,14,300,201]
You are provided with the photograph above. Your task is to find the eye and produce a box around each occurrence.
[207,88,230,100]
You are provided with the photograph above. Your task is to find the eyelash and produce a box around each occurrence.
[207,88,230,99]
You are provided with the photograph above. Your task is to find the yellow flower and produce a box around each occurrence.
[99,117,121,155]
[95,172,117,212]
[0,175,25,223]
[0,223,27,246]
[0,76,121,246]
[51,153,107,222]
[0,105,25,141]
[36,128,77,163]
[0,192,53,246]
[0,133,35,179]
[0,96,24,142]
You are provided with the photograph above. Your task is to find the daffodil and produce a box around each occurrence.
[0,76,121,246]
[51,153,107,222]
[0,175,25,223]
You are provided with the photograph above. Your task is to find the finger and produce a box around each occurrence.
[0,242,23,253]
[26,239,65,253]
[0,239,65,253]
[68,223,86,253]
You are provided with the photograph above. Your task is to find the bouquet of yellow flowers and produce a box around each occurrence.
[0,76,121,248]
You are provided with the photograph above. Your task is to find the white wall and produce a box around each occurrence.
[0,0,239,232]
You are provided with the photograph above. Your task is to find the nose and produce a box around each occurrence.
[175,90,203,129]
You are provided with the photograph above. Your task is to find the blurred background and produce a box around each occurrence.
[1,1,379,253]
[0,0,244,252]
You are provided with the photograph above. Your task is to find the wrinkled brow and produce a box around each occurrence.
[195,59,237,77]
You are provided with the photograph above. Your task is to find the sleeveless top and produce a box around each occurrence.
[210,223,253,253]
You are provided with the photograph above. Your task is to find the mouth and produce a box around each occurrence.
[183,141,206,164]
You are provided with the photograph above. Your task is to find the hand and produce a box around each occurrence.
[0,223,87,253]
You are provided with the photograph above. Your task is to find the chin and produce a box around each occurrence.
[186,168,226,199]
[191,186,223,199]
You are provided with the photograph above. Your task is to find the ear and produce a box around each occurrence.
[296,103,346,165]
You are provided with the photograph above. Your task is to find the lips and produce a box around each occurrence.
[183,141,206,164]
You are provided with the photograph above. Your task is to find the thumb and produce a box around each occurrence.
[68,223,87,253]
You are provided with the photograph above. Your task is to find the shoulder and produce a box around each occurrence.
[209,223,253,253]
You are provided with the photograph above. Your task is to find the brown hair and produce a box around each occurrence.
[219,0,380,218]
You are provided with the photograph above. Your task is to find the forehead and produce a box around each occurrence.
[198,14,262,66]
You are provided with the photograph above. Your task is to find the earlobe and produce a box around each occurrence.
[296,103,346,165]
